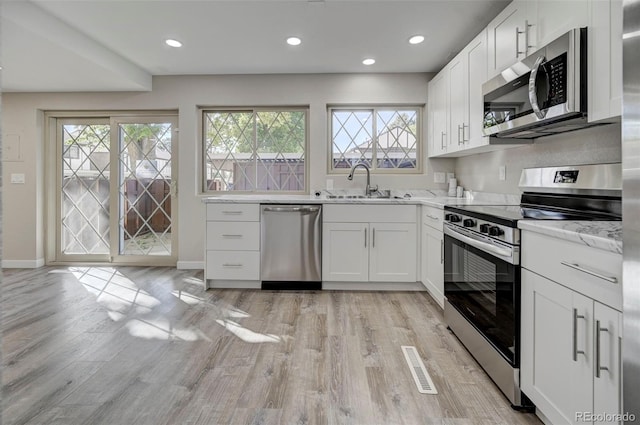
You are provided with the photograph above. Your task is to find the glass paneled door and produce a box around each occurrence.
[56,115,177,265]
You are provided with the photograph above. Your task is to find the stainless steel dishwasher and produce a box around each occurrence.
[260,204,322,290]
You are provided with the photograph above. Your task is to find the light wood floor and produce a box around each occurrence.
[1,266,542,425]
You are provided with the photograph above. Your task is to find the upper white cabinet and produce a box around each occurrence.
[428,30,488,158]
[487,0,534,78]
[427,70,449,157]
[486,0,589,79]
[588,0,623,122]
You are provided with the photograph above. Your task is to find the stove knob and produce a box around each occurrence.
[479,224,490,233]
[448,214,461,223]
[488,226,504,236]
[444,214,453,221]
[463,219,476,228]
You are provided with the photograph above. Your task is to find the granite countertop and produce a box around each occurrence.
[518,220,623,254]
[202,190,521,209]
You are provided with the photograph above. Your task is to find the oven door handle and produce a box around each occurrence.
[444,225,514,261]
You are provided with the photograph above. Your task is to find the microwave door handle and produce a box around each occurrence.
[529,55,547,119]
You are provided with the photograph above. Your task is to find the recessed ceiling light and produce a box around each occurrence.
[286,37,302,46]
[165,39,183,48]
[409,35,425,45]
[362,58,376,66]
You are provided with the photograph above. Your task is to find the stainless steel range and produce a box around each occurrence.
[442,163,621,409]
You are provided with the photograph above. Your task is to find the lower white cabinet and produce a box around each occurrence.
[421,223,444,308]
[323,222,416,283]
[521,269,621,425]
[520,230,622,425]
[420,205,444,307]
[322,204,418,284]
[204,203,261,289]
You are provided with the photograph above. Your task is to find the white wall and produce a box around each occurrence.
[455,123,622,194]
[1,73,456,266]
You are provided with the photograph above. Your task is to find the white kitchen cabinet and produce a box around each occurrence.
[323,204,418,285]
[431,30,489,158]
[588,0,623,122]
[533,1,588,48]
[521,230,622,425]
[487,0,534,78]
[420,205,444,308]
[204,203,261,289]
[427,70,449,157]
[369,223,417,282]
[322,222,369,282]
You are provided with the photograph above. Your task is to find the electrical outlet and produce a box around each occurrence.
[10,173,25,184]
[499,165,506,181]
[434,172,446,183]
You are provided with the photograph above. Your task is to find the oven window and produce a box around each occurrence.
[444,235,519,365]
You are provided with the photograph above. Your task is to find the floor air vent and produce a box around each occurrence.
[401,346,438,394]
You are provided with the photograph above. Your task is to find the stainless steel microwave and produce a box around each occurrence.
[482,28,589,139]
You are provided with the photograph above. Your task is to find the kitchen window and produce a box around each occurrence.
[202,108,308,193]
[329,106,421,173]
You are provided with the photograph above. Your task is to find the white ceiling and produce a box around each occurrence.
[1,0,510,92]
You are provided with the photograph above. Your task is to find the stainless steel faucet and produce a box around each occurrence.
[347,162,378,196]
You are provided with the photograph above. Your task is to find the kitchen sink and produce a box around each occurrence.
[326,190,392,199]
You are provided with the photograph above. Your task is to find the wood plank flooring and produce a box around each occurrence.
[1,266,542,425]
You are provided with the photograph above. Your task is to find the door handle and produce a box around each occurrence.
[441,132,446,149]
[372,228,376,248]
[457,125,463,145]
[364,227,367,248]
[516,26,526,57]
[573,308,586,361]
[561,262,618,284]
[440,239,444,264]
[529,55,547,120]
[596,320,610,378]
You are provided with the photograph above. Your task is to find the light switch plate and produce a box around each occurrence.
[11,173,25,184]
[326,179,334,190]
[434,172,446,183]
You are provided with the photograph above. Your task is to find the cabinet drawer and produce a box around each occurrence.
[422,205,444,230]
[522,231,622,311]
[323,204,416,223]
[206,203,259,221]
[206,222,260,251]
[206,251,260,280]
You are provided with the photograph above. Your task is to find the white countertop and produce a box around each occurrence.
[518,220,622,254]
[202,190,521,209]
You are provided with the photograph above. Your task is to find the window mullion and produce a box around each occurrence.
[253,110,258,191]
[371,108,377,171]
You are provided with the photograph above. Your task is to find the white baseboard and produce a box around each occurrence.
[322,281,425,291]
[177,261,204,270]
[2,258,46,269]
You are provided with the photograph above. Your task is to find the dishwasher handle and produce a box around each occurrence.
[262,206,321,213]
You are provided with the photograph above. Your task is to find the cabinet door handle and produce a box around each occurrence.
[463,124,469,142]
[516,26,526,57]
[457,125,463,145]
[596,320,610,378]
[573,308,586,361]
[561,262,619,284]
[427,214,439,221]
[222,263,243,268]
[364,227,367,248]
[440,240,444,264]
[441,132,446,149]
[525,20,535,54]
[372,228,376,248]
[222,234,242,238]
[222,211,242,215]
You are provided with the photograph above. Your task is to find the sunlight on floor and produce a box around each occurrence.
[66,266,290,344]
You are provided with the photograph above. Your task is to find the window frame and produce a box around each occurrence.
[200,106,310,194]
[327,105,423,175]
